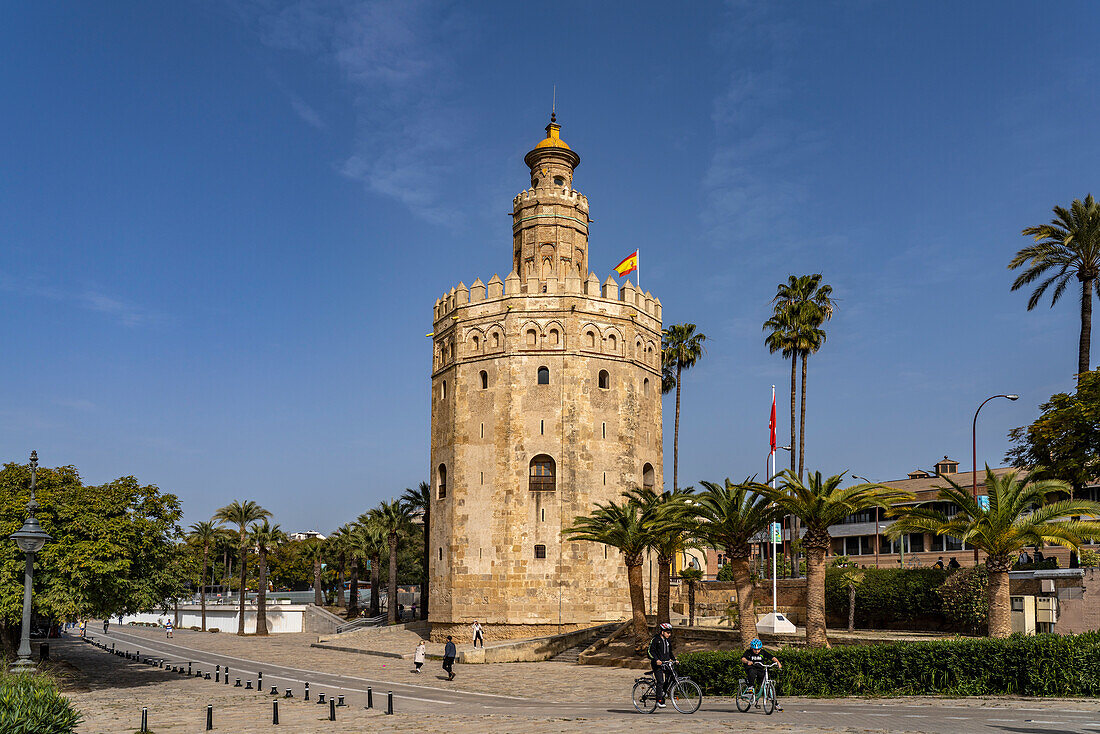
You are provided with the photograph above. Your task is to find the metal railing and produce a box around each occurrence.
[335,614,386,634]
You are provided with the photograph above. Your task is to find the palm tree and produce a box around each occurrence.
[249,520,286,636]
[763,307,799,475]
[354,514,387,618]
[187,520,220,632]
[300,538,325,606]
[213,500,271,635]
[694,478,779,647]
[566,498,655,648]
[374,500,415,624]
[887,468,1100,637]
[763,471,911,648]
[679,567,703,627]
[344,526,362,620]
[214,529,235,594]
[625,486,694,626]
[1009,194,1100,379]
[328,526,352,611]
[838,566,864,633]
[401,481,431,620]
[661,323,707,491]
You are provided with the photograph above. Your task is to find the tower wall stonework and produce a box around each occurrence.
[428,118,664,640]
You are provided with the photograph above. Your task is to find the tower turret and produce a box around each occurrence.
[513,114,590,287]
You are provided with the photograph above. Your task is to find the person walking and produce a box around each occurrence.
[472,620,484,648]
[79,620,86,638]
[442,636,457,680]
[103,618,109,634]
[165,619,173,639]
[413,640,426,674]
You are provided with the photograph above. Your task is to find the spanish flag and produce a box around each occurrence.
[613,249,638,277]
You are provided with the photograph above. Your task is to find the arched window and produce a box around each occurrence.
[548,328,559,346]
[643,377,651,397]
[440,380,447,400]
[608,334,617,352]
[537,366,550,385]
[598,370,610,389]
[492,332,501,349]
[480,370,488,389]
[643,463,655,490]
[529,455,555,491]
[586,330,596,348]
[527,328,538,347]
[471,334,479,351]
[437,464,447,499]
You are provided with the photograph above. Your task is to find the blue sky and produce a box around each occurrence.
[2,2,1098,532]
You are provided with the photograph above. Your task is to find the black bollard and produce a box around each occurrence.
[234,678,241,687]
[215,670,219,683]
[205,673,211,680]
[136,651,140,660]
[366,687,372,709]
[272,700,279,725]
[337,695,345,707]
[246,680,252,690]
[224,667,229,685]
[206,704,213,731]
[316,692,325,704]
[304,682,309,701]
[258,671,263,690]
[140,707,148,732]
[188,662,192,676]
[329,698,336,721]
[270,685,279,695]
[284,688,292,698]
[386,691,393,715]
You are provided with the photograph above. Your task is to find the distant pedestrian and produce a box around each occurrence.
[79,620,86,638]
[165,620,173,639]
[947,557,961,570]
[442,636,456,680]
[472,620,484,648]
[932,557,945,570]
[413,641,426,673]
[1018,550,1032,565]
[1035,549,1045,563]
[103,619,109,634]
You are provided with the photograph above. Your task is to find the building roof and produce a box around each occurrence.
[879,466,1024,501]
[533,115,571,150]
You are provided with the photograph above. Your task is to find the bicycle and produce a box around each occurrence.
[631,660,702,714]
[735,661,780,715]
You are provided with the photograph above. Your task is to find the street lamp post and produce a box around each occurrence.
[852,475,878,569]
[972,394,1019,563]
[10,451,52,674]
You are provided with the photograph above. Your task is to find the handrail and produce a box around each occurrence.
[335,614,386,634]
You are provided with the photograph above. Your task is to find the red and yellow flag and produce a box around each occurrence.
[613,249,638,277]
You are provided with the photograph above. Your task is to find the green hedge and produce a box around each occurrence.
[0,670,82,734]
[678,632,1100,697]
[824,568,948,628]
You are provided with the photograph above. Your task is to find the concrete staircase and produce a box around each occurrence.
[548,631,604,663]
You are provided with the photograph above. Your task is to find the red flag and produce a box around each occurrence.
[769,387,777,453]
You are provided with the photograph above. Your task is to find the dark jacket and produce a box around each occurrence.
[444,641,457,659]
[647,633,673,664]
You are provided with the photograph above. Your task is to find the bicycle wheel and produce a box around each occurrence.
[670,678,702,714]
[762,682,775,715]
[632,680,657,714]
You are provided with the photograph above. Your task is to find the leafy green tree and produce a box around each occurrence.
[213,500,270,635]
[374,500,415,624]
[695,478,778,647]
[661,324,707,492]
[299,538,326,605]
[1,462,184,653]
[249,520,286,635]
[266,539,316,591]
[401,482,431,620]
[1009,194,1100,379]
[888,468,1100,637]
[1007,370,1100,494]
[624,486,694,626]
[187,520,219,631]
[764,471,911,648]
[566,498,655,648]
[936,565,988,634]
[328,525,353,612]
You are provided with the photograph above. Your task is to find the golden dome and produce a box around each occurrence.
[534,115,571,150]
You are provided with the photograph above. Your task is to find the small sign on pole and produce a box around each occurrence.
[771,522,782,544]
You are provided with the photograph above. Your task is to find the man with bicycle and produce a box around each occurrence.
[741,638,783,711]
[647,622,676,708]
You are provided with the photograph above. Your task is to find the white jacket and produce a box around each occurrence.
[414,645,426,663]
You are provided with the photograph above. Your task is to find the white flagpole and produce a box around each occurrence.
[771,385,777,615]
[636,249,640,292]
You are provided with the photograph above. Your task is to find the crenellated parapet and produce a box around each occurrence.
[511,187,590,213]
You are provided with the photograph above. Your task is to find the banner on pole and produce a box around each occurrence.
[771,522,782,544]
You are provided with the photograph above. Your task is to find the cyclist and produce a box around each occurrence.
[740,638,782,711]
[647,622,676,709]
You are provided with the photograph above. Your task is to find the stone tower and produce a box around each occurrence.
[428,116,664,641]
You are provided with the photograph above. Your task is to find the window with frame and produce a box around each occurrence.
[598,370,610,389]
[534,544,547,559]
[480,370,488,389]
[643,463,655,490]
[437,464,447,500]
[537,366,550,385]
[529,454,555,492]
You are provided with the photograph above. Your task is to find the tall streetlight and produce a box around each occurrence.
[10,451,52,674]
[972,394,1019,563]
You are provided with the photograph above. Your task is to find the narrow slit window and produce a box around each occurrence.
[480,370,488,389]
[602,422,606,439]
[598,370,609,389]
[437,464,447,499]
[541,419,544,435]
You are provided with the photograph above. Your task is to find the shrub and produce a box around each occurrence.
[0,670,83,734]
[678,632,1100,697]
[824,568,947,629]
[716,564,734,582]
[937,566,988,634]
[1078,548,1099,568]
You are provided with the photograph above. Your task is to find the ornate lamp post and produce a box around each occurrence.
[10,451,51,673]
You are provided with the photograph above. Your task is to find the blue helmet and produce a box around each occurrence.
[750,638,763,650]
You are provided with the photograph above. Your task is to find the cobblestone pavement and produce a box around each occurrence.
[60,627,1100,733]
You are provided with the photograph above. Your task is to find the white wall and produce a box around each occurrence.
[119,604,305,634]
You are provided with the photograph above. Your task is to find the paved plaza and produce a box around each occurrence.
[47,626,1100,733]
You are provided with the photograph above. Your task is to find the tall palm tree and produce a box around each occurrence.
[213,500,271,635]
[374,500,415,624]
[566,498,655,648]
[343,525,362,620]
[763,306,800,475]
[354,514,387,618]
[328,526,352,610]
[301,538,325,606]
[249,519,286,636]
[401,481,431,621]
[679,567,703,627]
[763,471,911,648]
[661,323,707,491]
[187,520,220,632]
[625,486,694,626]
[695,478,779,647]
[214,530,235,594]
[887,468,1100,637]
[1010,194,1100,379]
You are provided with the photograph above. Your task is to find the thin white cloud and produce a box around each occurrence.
[0,269,156,327]
[287,90,326,130]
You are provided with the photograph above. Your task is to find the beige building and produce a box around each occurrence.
[428,116,664,640]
